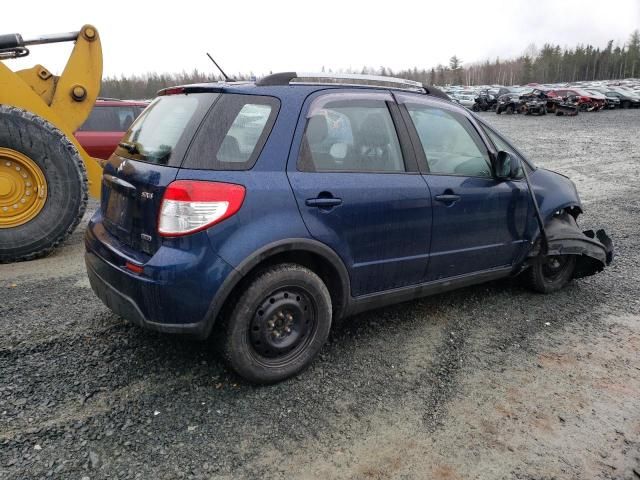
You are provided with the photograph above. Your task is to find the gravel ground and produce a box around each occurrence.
[1,109,639,480]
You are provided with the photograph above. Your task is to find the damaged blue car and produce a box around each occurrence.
[85,73,613,383]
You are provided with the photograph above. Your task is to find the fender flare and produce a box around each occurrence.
[200,238,351,339]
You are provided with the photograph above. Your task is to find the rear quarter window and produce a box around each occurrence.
[183,94,280,170]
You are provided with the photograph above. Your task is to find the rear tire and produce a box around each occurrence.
[0,106,87,263]
[219,263,332,384]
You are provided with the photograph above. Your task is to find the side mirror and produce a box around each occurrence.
[493,150,521,180]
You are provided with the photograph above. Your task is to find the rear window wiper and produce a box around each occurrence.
[118,141,140,155]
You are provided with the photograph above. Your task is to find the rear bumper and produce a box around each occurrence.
[86,252,205,337]
[85,216,236,339]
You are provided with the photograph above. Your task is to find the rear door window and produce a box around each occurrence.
[183,94,279,170]
[297,92,405,173]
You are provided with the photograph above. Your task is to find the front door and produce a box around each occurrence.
[287,91,433,296]
[398,95,529,281]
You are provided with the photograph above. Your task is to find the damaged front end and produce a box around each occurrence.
[528,213,614,279]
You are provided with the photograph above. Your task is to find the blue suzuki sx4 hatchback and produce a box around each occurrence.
[85,73,613,383]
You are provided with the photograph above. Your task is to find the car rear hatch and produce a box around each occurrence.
[100,88,220,256]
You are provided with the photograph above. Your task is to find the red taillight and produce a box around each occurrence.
[125,262,144,274]
[158,180,245,237]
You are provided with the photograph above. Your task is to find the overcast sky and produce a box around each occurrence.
[3,0,639,78]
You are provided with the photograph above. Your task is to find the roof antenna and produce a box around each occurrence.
[206,53,235,82]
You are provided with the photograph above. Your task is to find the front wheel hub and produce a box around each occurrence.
[542,255,569,280]
[0,148,48,228]
[250,288,316,360]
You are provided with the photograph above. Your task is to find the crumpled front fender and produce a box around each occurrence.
[528,214,614,279]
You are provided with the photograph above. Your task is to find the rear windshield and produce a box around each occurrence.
[117,93,219,166]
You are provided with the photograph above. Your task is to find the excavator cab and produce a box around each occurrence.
[0,25,103,262]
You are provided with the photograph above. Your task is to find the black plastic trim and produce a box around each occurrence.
[85,252,208,337]
[256,72,297,86]
[346,266,513,315]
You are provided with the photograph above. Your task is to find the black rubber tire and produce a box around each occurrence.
[524,255,577,293]
[622,101,631,109]
[0,106,87,263]
[505,105,514,115]
[219,263,332,384]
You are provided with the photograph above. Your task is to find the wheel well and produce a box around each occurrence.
[221,250,349,322]
[562,205,582,220]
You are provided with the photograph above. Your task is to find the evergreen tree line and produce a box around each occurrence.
[101,30,640,99]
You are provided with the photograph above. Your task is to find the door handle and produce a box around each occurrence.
[434,194,461,204]
[306,197,343,208]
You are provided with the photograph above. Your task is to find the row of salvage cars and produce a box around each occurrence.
[446,81,640,117]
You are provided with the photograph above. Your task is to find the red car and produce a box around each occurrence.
[75,99,147,160]
[547,89,605,111]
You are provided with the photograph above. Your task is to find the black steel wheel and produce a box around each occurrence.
[525,254,577,293]
[248,287,317,365]
[219,263,332,384]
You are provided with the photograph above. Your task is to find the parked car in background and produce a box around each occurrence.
[518,90,547,115]
[75,99,147,160]
[586,89,620,109]
[603,88,640,109]
[454,93,476,109]
[547,89,604,111]
[85,73,612,384]
[495,92,522,114]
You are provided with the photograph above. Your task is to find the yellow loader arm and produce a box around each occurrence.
[0,25,103,198]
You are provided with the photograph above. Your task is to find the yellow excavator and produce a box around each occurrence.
[0,25,103,262]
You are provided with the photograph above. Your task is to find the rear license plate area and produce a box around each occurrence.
[105,189,133,234]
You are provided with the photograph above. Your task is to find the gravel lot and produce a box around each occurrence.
[1,109,639,480]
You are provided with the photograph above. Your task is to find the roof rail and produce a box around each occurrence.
[256,71,429,93]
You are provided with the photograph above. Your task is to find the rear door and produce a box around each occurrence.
[396,93,529,281]
[287,90,433,296]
